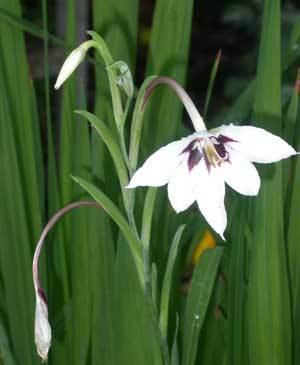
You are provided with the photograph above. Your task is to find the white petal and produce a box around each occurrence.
[127,135,195,188]
[195,161,227,240]
[221,150,261,196]
[167,161,197,213]
[54,47,86,89]
[218,124,296,163]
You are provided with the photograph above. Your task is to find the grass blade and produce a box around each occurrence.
[159,225,186,338]
[247,1,292,364]
[203,50,222,119]
[182,247,223,365]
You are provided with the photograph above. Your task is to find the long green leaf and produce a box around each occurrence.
[182,247,224,365]
[72,176,144,285]
[286,87,300,364]
[227,204,249,365]
[113,238,163,365]
[159,225,185,338]
[75,110,129,192]
[247,1,292,364]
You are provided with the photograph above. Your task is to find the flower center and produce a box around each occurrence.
[203,137,229,167]
[182,135,233,172]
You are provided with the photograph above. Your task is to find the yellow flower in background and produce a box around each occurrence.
[192,230,216,264]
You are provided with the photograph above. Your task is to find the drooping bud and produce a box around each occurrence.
[32,201,100,360]
[54,45,87,89]
[108,61,134,97]
[34,286,51,361]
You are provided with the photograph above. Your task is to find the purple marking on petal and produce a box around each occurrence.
[181,140,195,155]
[38,287,48,306]
[203,154,211,173]
[218,134,237,144]
[188,148,203,171]
[214,143,228,160]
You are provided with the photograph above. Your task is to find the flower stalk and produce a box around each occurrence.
[142,76,207,132]
[32,201,101,361]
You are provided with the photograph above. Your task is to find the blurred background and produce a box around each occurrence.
[21,0,300,126]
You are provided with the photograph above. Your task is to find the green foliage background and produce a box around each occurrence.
[0,0,300,364]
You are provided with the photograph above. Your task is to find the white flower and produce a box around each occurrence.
[127,77,296,239]
[34,286,51,361]
[54,46,87,89]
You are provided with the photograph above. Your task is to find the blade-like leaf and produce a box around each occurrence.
[182,247,224,365]
[72,176,144,285]
[159,225,186,338]
[247,1,292,364]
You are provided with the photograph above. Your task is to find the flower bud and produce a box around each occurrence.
[54,46,86,89]
[32,201,100,360]
[109,61,134,97]
[34,287,51,362]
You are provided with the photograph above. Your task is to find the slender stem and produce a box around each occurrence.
[118,126,133,174]
[32,201,101,286]
[83,37,124,126]
[121,95,132,127]
[142,76,207,132]
[82,35,171,364]
[118,96,133,172]
[142,248,152,296]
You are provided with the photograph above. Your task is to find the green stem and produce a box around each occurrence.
[80,34,170,364]
[84,34,124,127]
[118,125,133,174]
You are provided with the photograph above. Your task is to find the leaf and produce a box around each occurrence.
[171,314,180,365]
[72,176,144,286]
[141,187,157,251]
[0,323,17,365]
[246,1,292,364]
[74,110,129,199]
[159,225,186,338]
[286,89,300,364]
[227,204,249,365]
[203,50,222,119]
[112,238,163,365]
[182,247,224,365]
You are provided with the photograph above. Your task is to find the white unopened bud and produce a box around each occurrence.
[54,46,87,89]
[34,287,51,362]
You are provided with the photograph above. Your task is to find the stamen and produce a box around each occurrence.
[203,136,230,168]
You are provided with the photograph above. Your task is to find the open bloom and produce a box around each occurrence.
[127,77,296,239]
